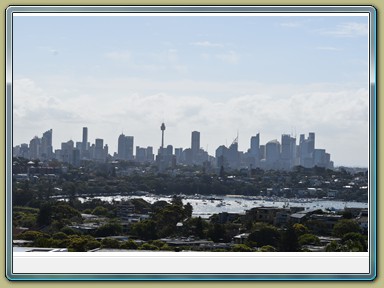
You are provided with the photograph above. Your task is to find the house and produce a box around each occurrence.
[233,233,250,244]
[356,209,368,234]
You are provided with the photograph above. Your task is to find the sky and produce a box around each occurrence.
[11,12,371,167]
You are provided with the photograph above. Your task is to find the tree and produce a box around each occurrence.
[231,244,253,252]
[341,232,367,251]
[298,234,320,246]
[194,217,205,239]
[333,219,362,237]
[293,223,309,236]
[208,223,226,243]
[171,195,183,207]
[279,224,299,252]
[247,223,280,248]
[131,220,158,240]
[101,238,120,249]
[183,202,193,219]
[36,203,53,226]
[259,245,276,252]
[120,240,138,250]
[68,235,100,252]
[95,220,123,237]
[92,206,109,217]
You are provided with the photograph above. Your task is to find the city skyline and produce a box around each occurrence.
[12,12,370,167]
[13,126,335,170]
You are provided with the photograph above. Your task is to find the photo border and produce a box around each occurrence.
[5,4,377,281]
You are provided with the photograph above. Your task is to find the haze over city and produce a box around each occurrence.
[12,13,370,167]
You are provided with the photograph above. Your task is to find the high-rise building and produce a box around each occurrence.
[250,133,260,168]
[266,140,280,169]
[82,127,88,149]
[136,146,147,162]
[95,138,104,161]
[146,146,154,162]
[82,127,88,157]
[299,132,315,168]
[281,134,296,170]
[61,140,74,163]
[72,148,80,167]
[41,129,53,161]
[29,136,40,160]
[191,131,200,155]
[175,148,183,163]
[118,134,134,160]
[215,145,228,170]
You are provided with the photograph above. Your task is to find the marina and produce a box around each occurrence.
[79,194,368,218]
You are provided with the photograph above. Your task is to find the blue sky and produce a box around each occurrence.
[12,13,370,167]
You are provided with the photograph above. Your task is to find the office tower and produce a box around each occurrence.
[227,137,240,170]
[191,131,200,159]
[136,146,146,162]
[72,148,80,167]
[104,144,108,159]
[259,145,266,160]
[266,140,280,170]
[118,134,126,160]
[299,133,315,168]
[215,145,228,170]
[146,146,154,162]
[61,140,74,163]
[314,149,326,167]
[166,145,173,156]
[250,133,260,155]
[175,148,183,163]
[82,127,88,152]
[281,134,296,170]
[308,132,315,156]
[41,129,53,161]
[291,136,298,167]
[118,134,134,160]
[29,136,40,160]
[19,143,29,159]
[250,133,260,168]
[80,127,89,158]
[95,138,104,161]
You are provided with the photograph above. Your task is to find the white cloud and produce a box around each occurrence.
[279,22,301,28]
[316,46,342,51]
[105,51,132,61]
[191,41,224,47]
[320,22,368,37]
[215,50,239,64]
[12,75,369,166]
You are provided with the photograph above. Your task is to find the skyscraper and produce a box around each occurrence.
[191,131,200,164]
[82,127,88,153]
[281,134,296,170]
[29,136,40,160]
[41,129,53,161]
[299,132,315,168]
[227,137,240,170]
[266,139,280,169]
[250,133,260,168]
[94,138,105,161]
[191,131,200,154]
[118,134,134,160]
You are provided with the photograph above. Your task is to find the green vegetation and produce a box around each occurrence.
[11,157,368,252]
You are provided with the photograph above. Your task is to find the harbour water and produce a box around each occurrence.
[79,194,368,218]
